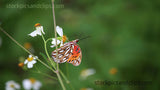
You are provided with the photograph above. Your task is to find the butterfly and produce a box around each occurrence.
[51,39,82,66]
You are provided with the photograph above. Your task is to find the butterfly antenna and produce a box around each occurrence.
[79,35,91,41]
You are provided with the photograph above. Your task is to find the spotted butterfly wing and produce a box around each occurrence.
[52,39,82,66]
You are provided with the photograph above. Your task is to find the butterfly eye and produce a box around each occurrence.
[75,39,79,43]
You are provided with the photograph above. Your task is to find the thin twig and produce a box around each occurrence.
[34,66,58,80]
[59,70,70,84]
[41,34,56,69]
[51,0,59,70]
[51,0,66,90]
[0,27,56,73]
[57,72,66,90]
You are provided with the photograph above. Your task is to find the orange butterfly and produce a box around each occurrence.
[52,39,82,66]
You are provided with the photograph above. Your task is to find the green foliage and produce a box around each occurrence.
[0,0,160,90]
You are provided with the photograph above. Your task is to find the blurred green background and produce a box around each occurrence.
[0,0,160,90]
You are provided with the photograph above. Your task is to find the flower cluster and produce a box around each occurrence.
[28,23,67,48]
[50,26,64,48]
[23,78,42,90]
[13,23,72,89]
[6,78,42,90]
[25,23,68,69]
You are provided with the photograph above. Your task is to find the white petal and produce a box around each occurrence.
[51,38,61,48]
[57,41,61,45]
[50,45,56,48]
[14,83,20,89]
[29,55,32,58]
[33,81,42,90]
[56,26,63,36]
[51,39,61,45]
[51,38,56,44]
[6,81,13,87]
[24,60,28,64]
[31,60,37,64]
[60,40,63,47]
[29,30,38,37]
[36,26,45,35]
[6,87,14,90]
[36,29,42,36]
[27,62,34,68]
[40,26,45,34]
[23,79,32,90]
[29,26,45,37]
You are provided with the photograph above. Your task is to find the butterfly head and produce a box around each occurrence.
[72,39,79,43]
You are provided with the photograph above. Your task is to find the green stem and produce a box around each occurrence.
[41,34,56,69]
[32,68,58,80]
[40,72,58,80]
[51,0,66,90]
[60,70,70,84]
[51,0,59,70]
[0,27,55,73]
[37,58,56,73]
[56,72,66,90]
[46,38,53,43]
[45,37,70,84]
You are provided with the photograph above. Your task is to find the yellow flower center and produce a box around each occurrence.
[109,68,117,75]
[18,63,24,67]
[24,42,31,49]
[27,57,33,62]
[30,78,36,84]
[81,70,87,76]
[34,23,41,27]
[62,35,68,43]
[10,84,15,88]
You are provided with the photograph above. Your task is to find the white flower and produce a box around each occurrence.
[23,78,42,90]
[29,23,45,37]
[50,26,64,48]
[50,38,61,48]
[24,55,37,68]
[5,80,20,90]
[80,68,96,80]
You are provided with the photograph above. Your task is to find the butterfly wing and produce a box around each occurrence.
[67,44,82,66]
[52,42,72,63]
[52,40,82,66]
